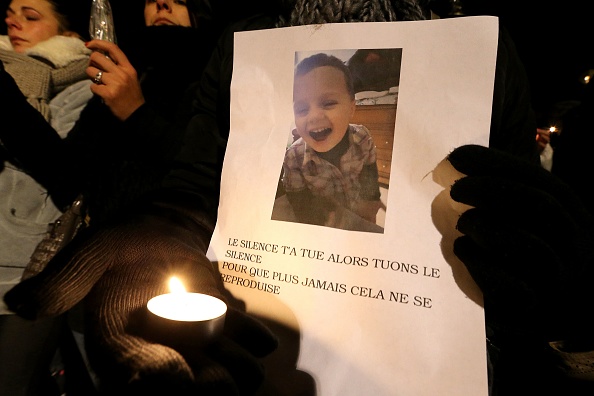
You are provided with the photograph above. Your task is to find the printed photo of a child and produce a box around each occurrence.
[272,49,401,233]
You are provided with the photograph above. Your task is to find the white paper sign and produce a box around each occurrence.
[208,16,499,396]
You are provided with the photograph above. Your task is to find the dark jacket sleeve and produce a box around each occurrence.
[0,90,64,173]
[0,64,192,216]
[60,94,196,223]
[161,14,278,225]
[0,64,75,209]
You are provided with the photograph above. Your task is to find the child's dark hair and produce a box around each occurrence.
[295,53,355,99]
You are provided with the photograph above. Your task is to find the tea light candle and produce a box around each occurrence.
[146,277,227,348]
[148,277,227,321]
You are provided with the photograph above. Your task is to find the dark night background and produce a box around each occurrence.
[2,0,592,125]
[461,0,594,124]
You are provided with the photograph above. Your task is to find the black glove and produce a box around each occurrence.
[5,191,278,395]
[447,145,594,344]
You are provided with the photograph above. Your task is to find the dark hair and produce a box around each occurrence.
[277,0,428,27]
[48,0,92,39]
[295,53,355,99]
[186,0,213,28]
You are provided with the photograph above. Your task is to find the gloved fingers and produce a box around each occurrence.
[447,145,545,181]
[453,236,541,313]
[114,335,261,396]
[448,145,591,219]
[200,335,271,395]
[194,310,279,394]
[223,308,279,358]
[163,311,276,395]
[452,177,581,246]
[185,350,241,396]
[453,235,565,337]
[3,228,114,319]
[450,174,561,213]
[455,208,565,284]
[106,338,247,396]
[88,333,201,396]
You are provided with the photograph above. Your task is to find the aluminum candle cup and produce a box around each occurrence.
[146,292,227,349]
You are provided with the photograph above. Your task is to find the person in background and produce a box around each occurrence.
[431,1,594,394]
[20,0,225,226]
[547,78,594,214]
[8,0,593,395]
[534,100,579,172]
[0,0,92,394]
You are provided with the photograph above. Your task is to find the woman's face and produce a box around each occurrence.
[144,0,191,27]
[4,0,61,53]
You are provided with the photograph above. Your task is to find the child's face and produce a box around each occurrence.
[4,0,61,53]
[293,65,355,153]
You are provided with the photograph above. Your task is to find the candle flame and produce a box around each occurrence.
[169,277,186,294]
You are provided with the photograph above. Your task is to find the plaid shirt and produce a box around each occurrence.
[282,124,378,209]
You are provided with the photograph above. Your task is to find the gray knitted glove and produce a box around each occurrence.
[5,192,278,395]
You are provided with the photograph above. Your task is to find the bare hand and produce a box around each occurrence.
[536,128,551,153]
[86,40,145,121]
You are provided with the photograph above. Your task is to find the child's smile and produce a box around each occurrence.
[309,127,333,141]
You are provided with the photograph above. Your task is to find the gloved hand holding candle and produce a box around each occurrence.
[4,190,278,395]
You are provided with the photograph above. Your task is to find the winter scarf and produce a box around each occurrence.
[0,35,90,121]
